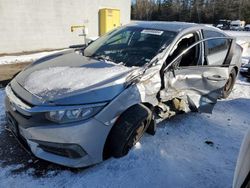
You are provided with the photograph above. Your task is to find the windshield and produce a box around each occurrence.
[84,26,176,67]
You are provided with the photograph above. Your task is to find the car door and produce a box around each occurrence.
[162,30,232,113]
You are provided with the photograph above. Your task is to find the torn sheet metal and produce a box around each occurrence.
[161,67,229,114]
[136,65,162,106]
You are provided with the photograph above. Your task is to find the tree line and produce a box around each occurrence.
[131,0,250,24]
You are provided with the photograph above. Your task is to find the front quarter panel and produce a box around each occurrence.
[136,64,162,105]
[95,85,142,125]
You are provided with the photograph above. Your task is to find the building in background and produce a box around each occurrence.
[0,0,131,54]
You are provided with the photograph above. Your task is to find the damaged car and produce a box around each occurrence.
[5,22,242,168]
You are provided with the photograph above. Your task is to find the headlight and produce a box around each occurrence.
[45,106,103,123]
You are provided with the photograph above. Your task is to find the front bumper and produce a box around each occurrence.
[5,96,112,168]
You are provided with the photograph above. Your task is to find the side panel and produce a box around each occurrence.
[163,66,229,113]
[95,85,142,125]
[136,64,162,106]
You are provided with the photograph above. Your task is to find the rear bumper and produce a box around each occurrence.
[5,96,111,168]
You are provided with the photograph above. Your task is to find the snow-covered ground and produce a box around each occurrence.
[0,49,66,65]
[0,76,249,188]
[225,31,250,40]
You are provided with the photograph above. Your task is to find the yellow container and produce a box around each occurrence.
[99,8,120,36]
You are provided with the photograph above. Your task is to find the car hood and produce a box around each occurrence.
[15,51,135,105]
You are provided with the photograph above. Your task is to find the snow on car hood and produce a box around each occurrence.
[15,52,135,104]
[24,65,130,99]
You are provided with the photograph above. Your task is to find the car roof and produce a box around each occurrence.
[127,21,228,37]
[128,21,198,32]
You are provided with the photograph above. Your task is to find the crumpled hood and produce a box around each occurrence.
[15,51,135,105]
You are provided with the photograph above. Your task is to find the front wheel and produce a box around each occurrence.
[221,69,237,99]
[108,104,152,158]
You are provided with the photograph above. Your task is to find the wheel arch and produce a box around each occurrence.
[233,66,239,75]
[102,102,152,159]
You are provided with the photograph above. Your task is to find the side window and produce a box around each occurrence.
[166,32,201,67]
[203,30,230,66]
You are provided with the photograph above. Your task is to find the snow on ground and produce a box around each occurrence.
[225,31,250,39]
[0,49,66,65]
[0,78,250,188]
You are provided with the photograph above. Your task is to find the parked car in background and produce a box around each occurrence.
[214,19,231,30]
[230,20,246,30]
[5,22,242,168]
[240,59,250,78]
[245,24,250,31]
[233,128,250,188]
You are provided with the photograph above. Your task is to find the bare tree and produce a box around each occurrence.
[133,0,156,20]
[131,0,250,23]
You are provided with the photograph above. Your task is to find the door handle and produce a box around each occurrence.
[205,75,227,81]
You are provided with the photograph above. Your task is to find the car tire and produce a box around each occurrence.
[221,68,237,99]
[108,104,152,158]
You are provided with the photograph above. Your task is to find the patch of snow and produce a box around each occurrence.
[0,50,66,65]
[24,65,132,99]
[27,160,33,164]
[225,31,250,38]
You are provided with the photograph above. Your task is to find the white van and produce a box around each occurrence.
[230,20,246,30]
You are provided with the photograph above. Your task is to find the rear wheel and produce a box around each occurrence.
[107,104,152,158]
[221,69,237,98]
